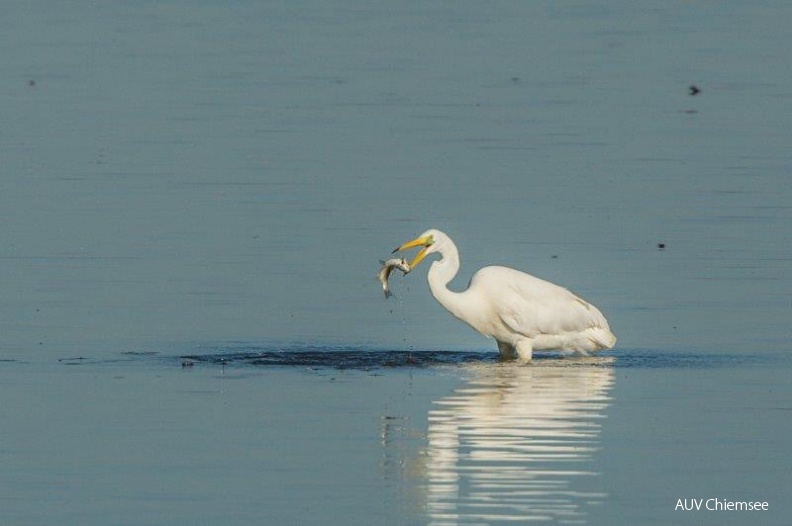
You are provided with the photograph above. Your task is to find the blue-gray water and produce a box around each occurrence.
[2,2,791,524]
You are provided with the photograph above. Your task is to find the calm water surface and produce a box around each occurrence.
[1,350,789,525]
[2,1,791,524]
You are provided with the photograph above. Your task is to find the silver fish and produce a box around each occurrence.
[377,258,411,298]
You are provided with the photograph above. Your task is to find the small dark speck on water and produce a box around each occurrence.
[657,243,666,250]
[689,84,701,96]
[181,359,194,368]
[28,79,36,87]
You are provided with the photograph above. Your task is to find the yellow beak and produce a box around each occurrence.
[392,235,433,269]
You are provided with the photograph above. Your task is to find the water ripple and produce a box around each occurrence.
[177,346,771,370]
[181,348,497,369]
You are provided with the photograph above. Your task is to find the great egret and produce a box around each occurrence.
[393,229,616,361]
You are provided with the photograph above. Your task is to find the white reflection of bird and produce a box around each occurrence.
[393,229,616,361]
[424,362,615,522]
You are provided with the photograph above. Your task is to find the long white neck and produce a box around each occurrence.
[426,240,469,321]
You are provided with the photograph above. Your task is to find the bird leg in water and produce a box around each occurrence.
[516,340,533,362]
[377,258,411,298]
[497,341,517,360]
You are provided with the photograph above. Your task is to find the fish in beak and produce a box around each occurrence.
[392,234,434,269]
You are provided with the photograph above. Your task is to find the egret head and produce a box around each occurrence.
[392,228,447,269]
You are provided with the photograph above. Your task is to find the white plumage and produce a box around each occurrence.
[393,229,616,361]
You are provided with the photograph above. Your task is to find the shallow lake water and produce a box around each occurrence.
[1,349,789,525]
[3,1,791,524]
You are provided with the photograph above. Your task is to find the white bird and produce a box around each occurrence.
[393,229,616,361]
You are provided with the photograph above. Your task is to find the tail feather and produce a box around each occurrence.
[588,328,617,350]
